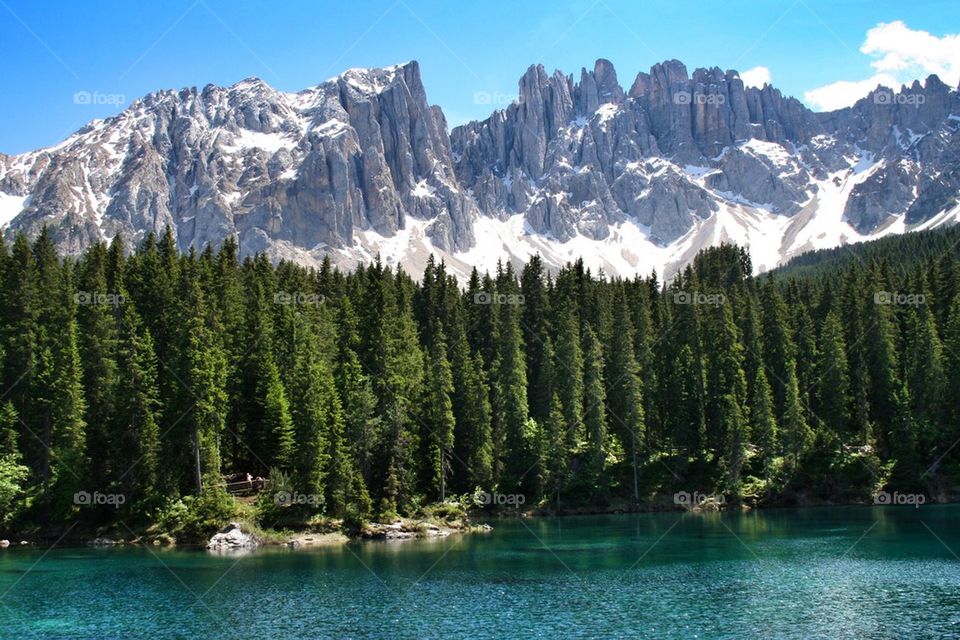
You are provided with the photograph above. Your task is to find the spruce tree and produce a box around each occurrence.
[112,299,162,503]
[781,365,812,469]
[554,305,584,451]
[815,310,851,442]
[904,303,944,450]
[582,325,608,490]
[751,367,778,484]
[180,279,227,494]
[76,243,118,491]
[491,269,531,493]
[521,255,553,422]
[607,300,645,502]
[943,296,960,449]
[420,326,456,500]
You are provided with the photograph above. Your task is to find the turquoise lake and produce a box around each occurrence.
[1,506,959,639]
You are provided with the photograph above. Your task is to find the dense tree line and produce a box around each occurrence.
[2,225,960,532]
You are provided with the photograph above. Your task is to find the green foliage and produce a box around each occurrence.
[154,489,239,542]
[0,403,29,527]
[3,224,960,536]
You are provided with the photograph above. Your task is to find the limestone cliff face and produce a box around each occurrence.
[1,61,475,259]
[452,60,960,245]
[1,59,958,280]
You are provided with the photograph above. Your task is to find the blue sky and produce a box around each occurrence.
[1,0,958,155]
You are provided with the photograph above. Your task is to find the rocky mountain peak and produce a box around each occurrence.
[574,59,625,113]
[1,58,958,282]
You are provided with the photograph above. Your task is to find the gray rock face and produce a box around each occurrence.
[206,522,259,552]
[452,60,960,247]
[1,59,959,280]
[1,61,475,260]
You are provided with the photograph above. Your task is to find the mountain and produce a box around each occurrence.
[1,59,959,280]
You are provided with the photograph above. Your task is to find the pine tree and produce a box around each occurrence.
[864,272,903,459]
[781,365,812,469]
[761,282,796,419]
[334,300,380,490]
[453,350,494,492]
[260,365,295,472]
[814,310,851,441]
[112,299,161,502]
[49,261,88,513]
[841,270,871,446]
[420,326,456,500]
[521,255,553,422]
[538,393,567,503]
[554,305,584,451]
[607,300,645,502]
[582,325,608,490]
[213,236,247,472]
[702,299,748,457]
[76,243,118,491]
[366,268,424,517]
[943,296,960,450]
[751,367,778,484]
[491,270,531,493]
[792,303,819,426]
[904,303,944,451]
[180,279,227,494]
[670,344,706,456]
[0,234,36,474]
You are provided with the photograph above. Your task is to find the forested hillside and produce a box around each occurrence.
[772,226,960,280]
[2,226,959,538]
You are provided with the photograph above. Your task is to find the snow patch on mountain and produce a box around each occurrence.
[0,193,27,228]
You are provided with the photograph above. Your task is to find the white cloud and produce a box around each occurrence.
[804,73,899,112]
[863,20,960,83]
[804,21,960,112]
[740,66,771,88]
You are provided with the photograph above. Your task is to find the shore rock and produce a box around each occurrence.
[88,537,118,547]
[206,522,260,552]
[0,540,9,548]
[361,520,462,540]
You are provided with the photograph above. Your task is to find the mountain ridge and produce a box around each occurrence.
[1,58,958,281]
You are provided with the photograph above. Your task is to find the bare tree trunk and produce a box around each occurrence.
[193,425,203,494]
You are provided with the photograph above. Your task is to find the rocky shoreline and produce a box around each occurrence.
[0,517,493,553]
[205,518,493,553]
[5,494,956,550]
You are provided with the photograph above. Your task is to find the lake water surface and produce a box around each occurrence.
[1,505,959,639]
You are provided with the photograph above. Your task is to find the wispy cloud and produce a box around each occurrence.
[740,65,771,88]
[804,21,960,111]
